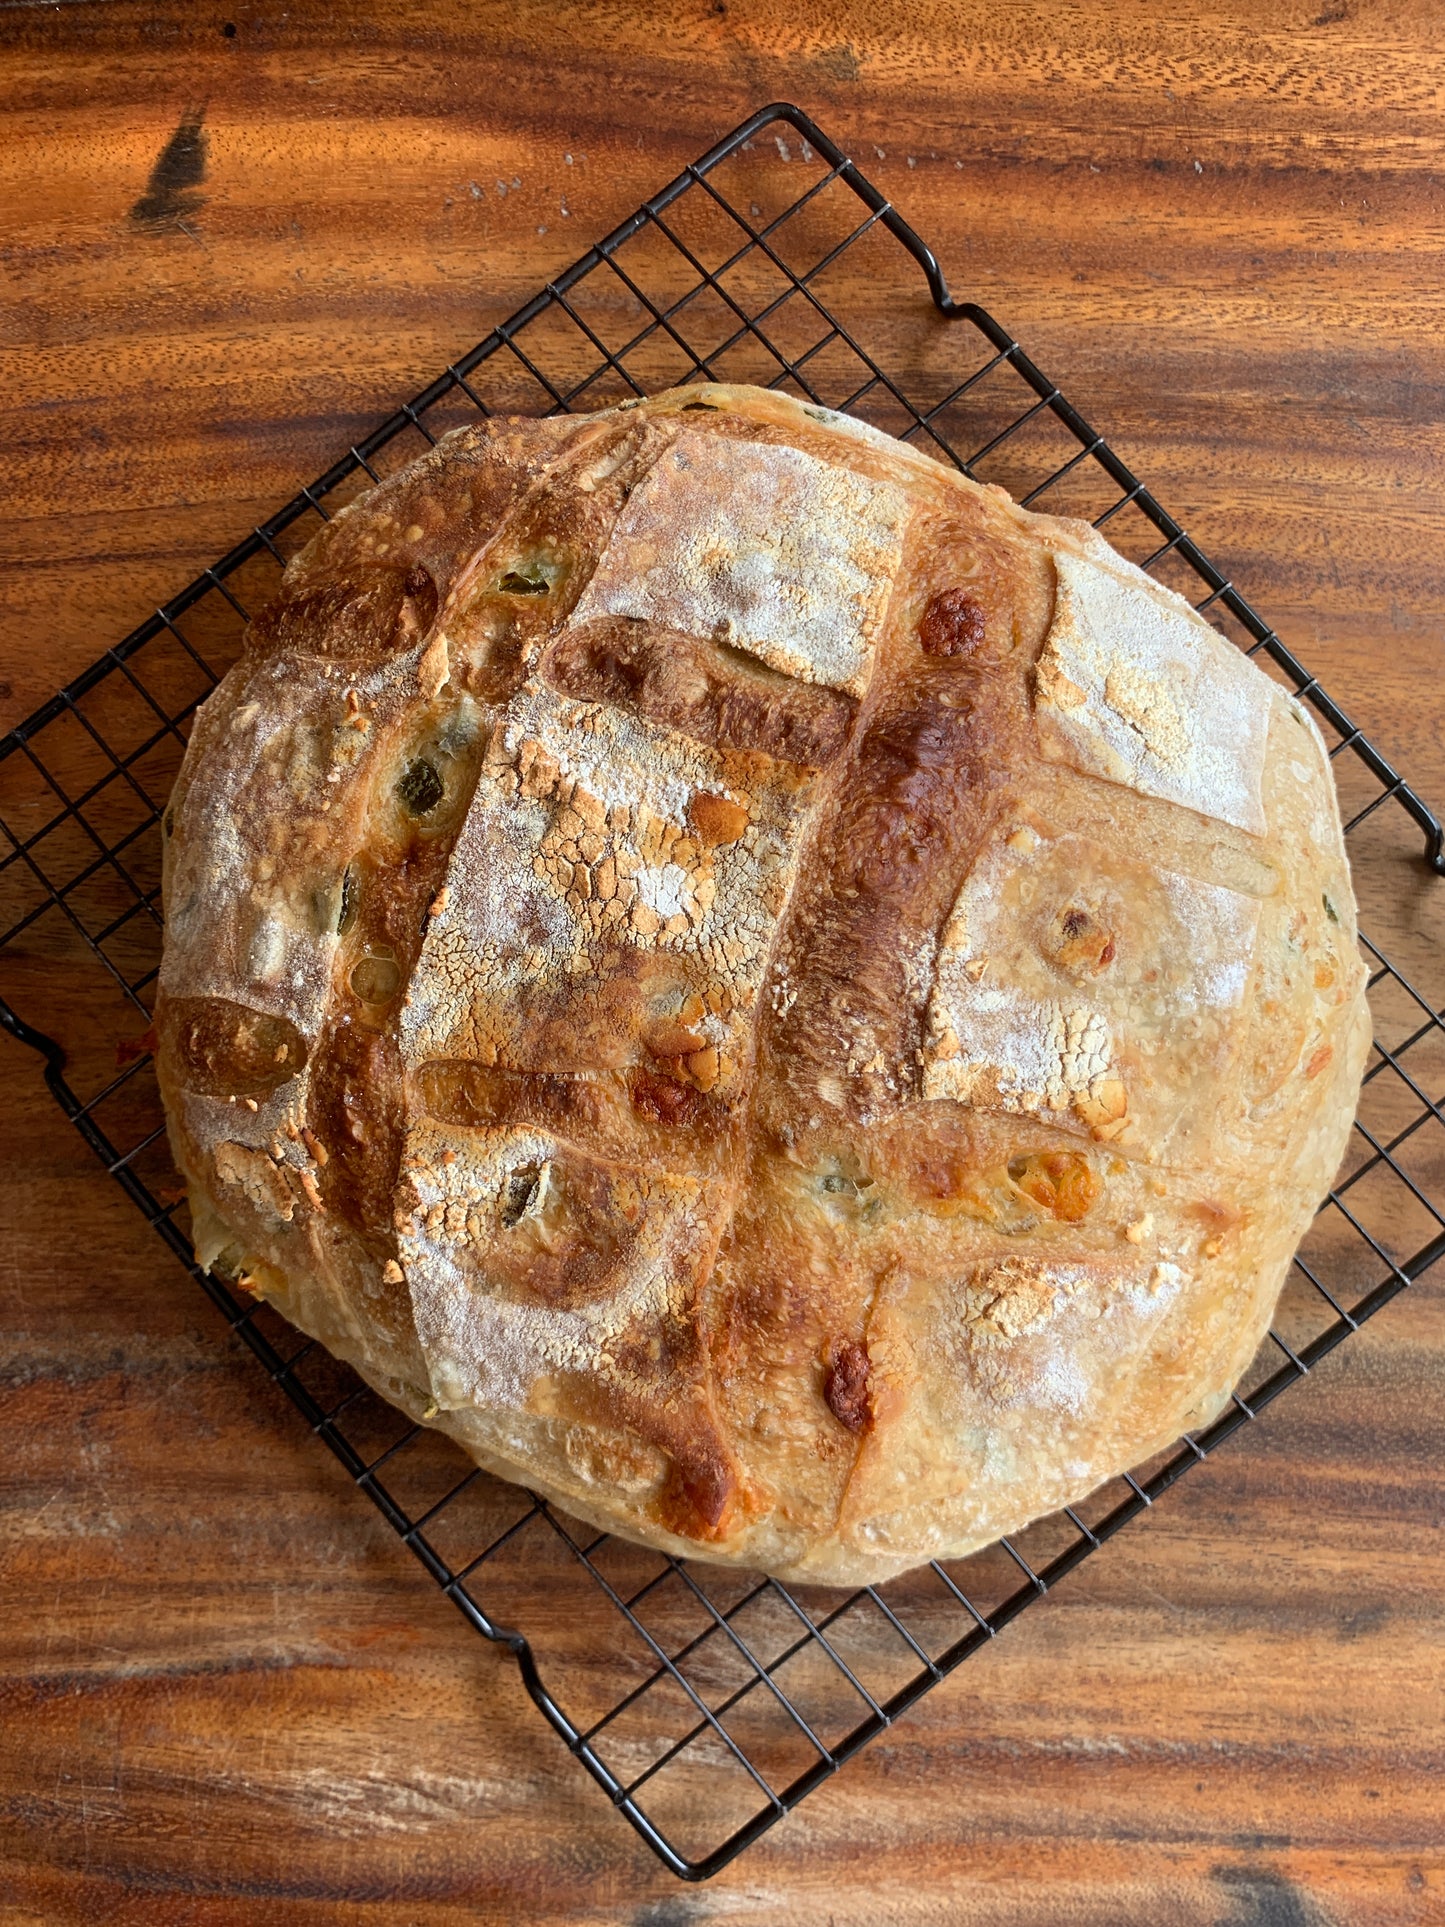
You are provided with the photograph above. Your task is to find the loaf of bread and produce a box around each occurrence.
[156,383,1368,1585]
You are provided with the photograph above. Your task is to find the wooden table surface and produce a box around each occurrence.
[2,4,1443,1921]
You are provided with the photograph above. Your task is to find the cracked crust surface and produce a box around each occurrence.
[155,383,1368,1585]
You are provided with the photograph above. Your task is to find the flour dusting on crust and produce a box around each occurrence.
[401,681,811,1087]
[570,432,909,697]
[922,825,1264,1149]
[1036,546,1272,835]
[397,1117,707,1409]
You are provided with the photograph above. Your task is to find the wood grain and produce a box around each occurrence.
[2,3,1443,1921]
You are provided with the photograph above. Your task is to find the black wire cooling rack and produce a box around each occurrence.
[3,103,1444,1881]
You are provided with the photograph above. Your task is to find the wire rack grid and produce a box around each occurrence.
[2,102,1443,1882]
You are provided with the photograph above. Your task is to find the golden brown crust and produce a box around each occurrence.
[156,383,1368,1585]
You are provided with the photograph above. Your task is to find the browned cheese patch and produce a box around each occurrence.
[919,588,988,659]
[823,1338,873,1433]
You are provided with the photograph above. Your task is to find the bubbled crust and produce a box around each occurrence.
[156,384,1369,1585]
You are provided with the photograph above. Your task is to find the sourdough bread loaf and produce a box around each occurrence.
[156,383,1368,1585]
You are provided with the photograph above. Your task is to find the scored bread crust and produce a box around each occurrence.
[156,383,1368,1585]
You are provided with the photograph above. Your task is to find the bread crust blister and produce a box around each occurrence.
[156,384,1368,1584]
